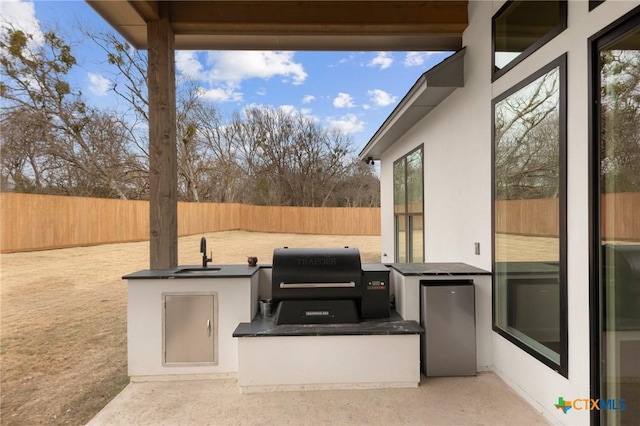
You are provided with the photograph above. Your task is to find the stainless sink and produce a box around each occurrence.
[174,267,222,275]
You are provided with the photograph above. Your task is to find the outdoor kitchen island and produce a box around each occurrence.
[233,307,423,393]
[123,259,489,393]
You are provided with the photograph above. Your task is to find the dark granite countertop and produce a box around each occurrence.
[361,263,391,272]
[233,310,423,337]
[390,262,490,276]
[123,262,488,280]
[123,264,260,280]
[124,262,392,280]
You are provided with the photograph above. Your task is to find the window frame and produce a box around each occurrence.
[588,7,640,425]
[491,54,568,377]
[393,145,424,263]
[492,0,568,81]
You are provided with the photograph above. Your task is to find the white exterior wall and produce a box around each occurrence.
[379,1,493,271]
[378,1,639,424]
[127,277,257,377]
[237,334,420,392]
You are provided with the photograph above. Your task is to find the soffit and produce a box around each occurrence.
[359,47,465,160]
[86,1,468,51]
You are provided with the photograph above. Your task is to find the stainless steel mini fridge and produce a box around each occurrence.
[420,280,476,376]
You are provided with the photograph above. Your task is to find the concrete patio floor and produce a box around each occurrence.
[87,372,549,425]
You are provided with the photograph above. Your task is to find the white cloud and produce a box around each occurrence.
[0,0,42,42]
[367,89,397,107]
[87,72,110,96]
[333,92,355,108]
[327,114,365,134]
[403,52,436,67]
[302,95,316,104]
[205,51,307,85]
[176,51,307,103]
[278,104,296,115]
[196,86,242,103]
[330,53,359,68]
[368,52,393,70]
[175,51,204,80]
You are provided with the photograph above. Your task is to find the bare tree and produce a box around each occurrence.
[2,27,380,206]
[334,160,380,207]
[0,107,51,192]
[83,30,150,159]
[234,106,354,206]
[494,69,560,201]
[1,27,145,198]
[600,49,640,192]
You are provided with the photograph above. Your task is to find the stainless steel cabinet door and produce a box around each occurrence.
[164,294,216,364]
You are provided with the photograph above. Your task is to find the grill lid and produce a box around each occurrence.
[271,247,362,304]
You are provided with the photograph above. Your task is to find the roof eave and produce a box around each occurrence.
[359,47,466,161]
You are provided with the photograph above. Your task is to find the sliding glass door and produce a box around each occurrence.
[592,9,640,425]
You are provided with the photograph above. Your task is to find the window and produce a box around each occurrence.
[492,0,567,80]
[492,55,567,376]
[590,8,640,424]
[393,146,424,263]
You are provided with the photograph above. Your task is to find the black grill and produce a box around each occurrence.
[271,247,389,324]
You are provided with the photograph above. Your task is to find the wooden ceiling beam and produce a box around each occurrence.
[168,1,467,35]
[129,0,159,21]
[88,0,468,50]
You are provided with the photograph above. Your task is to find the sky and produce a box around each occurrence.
[0,0,453,153]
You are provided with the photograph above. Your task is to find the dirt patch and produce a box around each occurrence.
[0,231,380,425]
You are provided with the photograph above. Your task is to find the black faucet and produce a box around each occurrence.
[200,237,212,268]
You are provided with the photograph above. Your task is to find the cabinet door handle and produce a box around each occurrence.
[207,319,211,337]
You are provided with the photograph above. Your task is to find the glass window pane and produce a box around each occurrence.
[410,215,424,263]
[407,149,423,214]
[494,1,565,75]
[394,146,424,263]
[494,63,563,366]
[395,215,407,263]
[394,160,406,214]
[598,24,640,425]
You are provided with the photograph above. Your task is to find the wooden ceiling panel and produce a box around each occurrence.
[87,0,467,50]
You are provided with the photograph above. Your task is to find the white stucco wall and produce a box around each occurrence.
[378,1,639,424]
[379,1,493,272]
[237,334,420,391]
[127,277,257,377]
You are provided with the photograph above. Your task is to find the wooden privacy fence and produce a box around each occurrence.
[600,192,640,242]
[239,205,380,235]
[4,192,638,253]
[496,192,640,240]
[0,193,380,253]
[495,198,559,237]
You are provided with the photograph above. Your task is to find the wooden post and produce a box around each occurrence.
[147,4,177,269]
